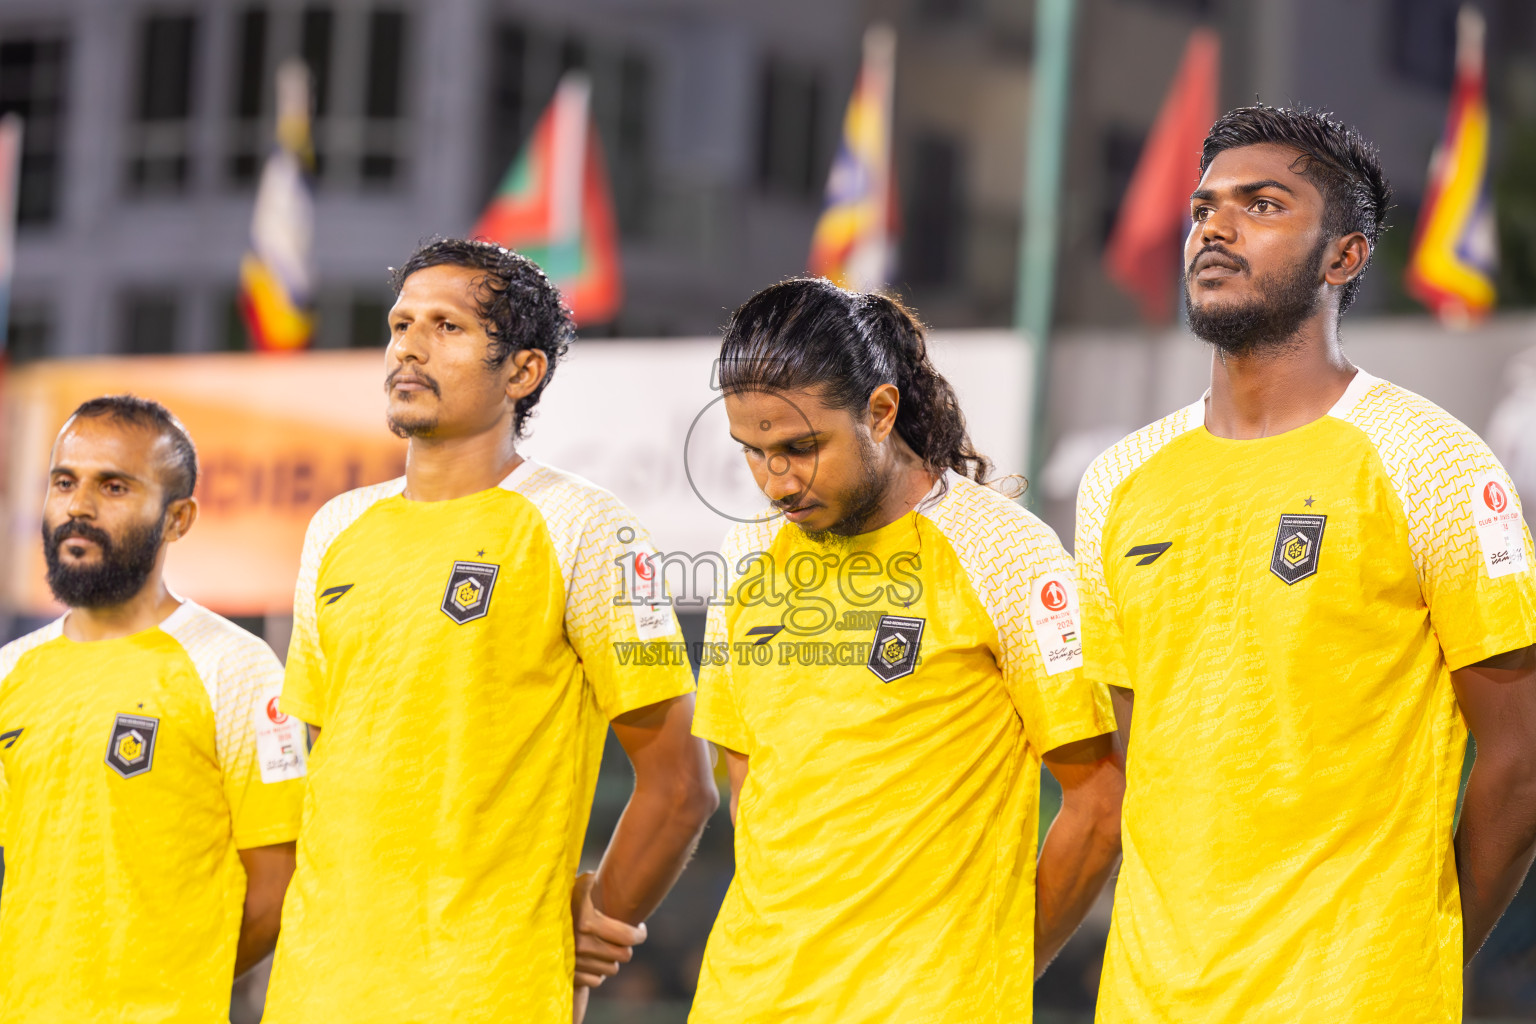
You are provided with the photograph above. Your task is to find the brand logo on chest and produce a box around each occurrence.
[866,614,925,683]
[1270,513,1327,585]
[105,714,160,779]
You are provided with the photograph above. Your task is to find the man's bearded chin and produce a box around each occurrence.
[1185,238,1329,357]
[387,408,439,439]
[43,514,165,609]
[802,433,890,545]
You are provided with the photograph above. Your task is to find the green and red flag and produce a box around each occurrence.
[473,71,622,326]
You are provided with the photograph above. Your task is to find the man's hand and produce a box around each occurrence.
[571,871,646,988]
[1452,644,1536,962]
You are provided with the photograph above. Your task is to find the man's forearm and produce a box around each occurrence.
[592,774,717,924]
[1455,752,1536,961]
[1034,802,1121,976]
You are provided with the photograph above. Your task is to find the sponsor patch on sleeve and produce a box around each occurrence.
[1472,472,1529,579]
[627,547,677,642]
[255,686,308,784]
[1029,571,1084,676]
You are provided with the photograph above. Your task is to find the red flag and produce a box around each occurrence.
[1103,29,1219,323]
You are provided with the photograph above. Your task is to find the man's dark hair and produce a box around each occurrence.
[69,395,197,503]
[390,237,575,438]
[1200,105,1393,313]
[718,278,993,484]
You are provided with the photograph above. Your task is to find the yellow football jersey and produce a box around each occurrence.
[263,459,694,1024]
[0,600,306,1023]
[690,472,1115,1024]
[1077,371,1536,1023]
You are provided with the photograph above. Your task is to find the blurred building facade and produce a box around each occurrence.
[8,0,1534,359]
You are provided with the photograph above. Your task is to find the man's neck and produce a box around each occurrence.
[1204,317,1356,440]
[863,442,940,535]
[403,428,523,503]
[65,579,181,643]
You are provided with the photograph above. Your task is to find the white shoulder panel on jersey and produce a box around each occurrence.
[160,600,288,774]
[1330,368,1524,588]
[0,617,65,685]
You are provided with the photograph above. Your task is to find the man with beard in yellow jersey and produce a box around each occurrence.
[0,396,306,1022]
[262,240,718,1024]
[689,279,1125,1024]
[1078,106,1536,1023]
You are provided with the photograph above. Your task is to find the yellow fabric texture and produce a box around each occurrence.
[1077,373,1536,1023]
[264,460,695,1024]
[0,601,303,1023]
[690,473,1114,1024]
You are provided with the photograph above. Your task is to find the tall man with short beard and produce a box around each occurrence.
[688,279,1124,1024]
[1078,106,1536,1022]
[0,396,308,1022]
[262,240,717,1024]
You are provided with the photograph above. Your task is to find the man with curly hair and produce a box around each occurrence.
[1077,106,1536,1022]
[262,240,717,1023]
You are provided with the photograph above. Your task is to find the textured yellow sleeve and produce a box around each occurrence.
[281,480,402,727]
[1074,404,1203,693]
[514,465,695,720]
[165,606,307,849]
[690,518,781,755]
[930,479,1115,755]
[1342,381,1536,670]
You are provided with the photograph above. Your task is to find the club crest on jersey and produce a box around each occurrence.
[105,713,159,779]
[867,614,925,683]
[1270,513,1326,585]
[441,560,500,624]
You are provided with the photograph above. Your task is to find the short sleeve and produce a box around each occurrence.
[1075,453,1132,692]
[1404,454,1536,670]
[557,491,696,720]
[692,594,752,755]
[1344,386,1536,671]
[218,644,308,849]
[929,485,1115,755]
[280,510,330,727]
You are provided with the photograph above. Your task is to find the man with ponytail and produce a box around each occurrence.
[687,278,1124,1023]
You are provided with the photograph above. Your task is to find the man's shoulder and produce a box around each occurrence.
[926,473,1065,565]
[1081,401,1205,511]
[0,618,66,683]
[305,477,407,553]
[1330,371,1487,461]
[158,602,281,690]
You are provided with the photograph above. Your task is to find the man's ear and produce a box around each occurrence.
[505,349,550,404]
[867,383,901,445]
[1324,231,1370,288]
[163,496,198,544]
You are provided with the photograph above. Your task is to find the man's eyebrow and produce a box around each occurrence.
[50,466,144,484]
[1192,179,1298,203]
[728,430,819,448]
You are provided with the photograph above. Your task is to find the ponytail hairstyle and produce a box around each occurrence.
[718,277,993,484]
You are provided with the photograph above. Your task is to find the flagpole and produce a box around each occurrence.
[1015,0,1077,510]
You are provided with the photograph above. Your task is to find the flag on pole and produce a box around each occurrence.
[472,72,622,326]
[239,59,316,352]
[1406,5,1497,327]
[1102,28,1219,323]
[0,114,24,352]
[808,23,898,292]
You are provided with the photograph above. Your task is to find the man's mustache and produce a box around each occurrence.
[1187,243,1251,278]
[384,366,441,396]
[49,519,113,551]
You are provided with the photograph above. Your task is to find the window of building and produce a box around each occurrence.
[226,4,409,190]
[901,133,964,286]
[484,20,653,235]
[127,13,198,195]
[757,57,824,199]
[5,299,52,362]
[121,291,180,354]
[0,37,68,226]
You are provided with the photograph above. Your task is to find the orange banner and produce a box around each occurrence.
[6,351,404,616]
